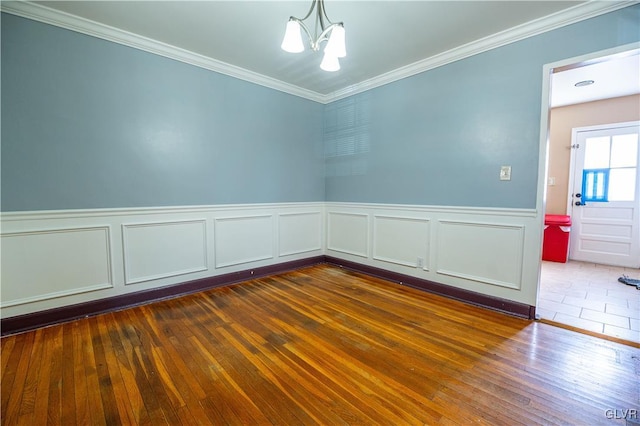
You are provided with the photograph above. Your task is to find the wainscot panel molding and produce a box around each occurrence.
[1,256,326,336]
[326,212,369,258]
[1,202,543,329]
[373,215,430,270]
[214,214,274,268]
[324,256,535,319]
[324,202,541,308]
[122,219,208,285]
[0,226,113,308]
[278,212,323,257]
[436,220,524,290]
[0,203,325,319]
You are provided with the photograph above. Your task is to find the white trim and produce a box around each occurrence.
[0,1,326,103]
[1,203,325,317]
[121,219,209,285]
[324,1,639,103]
[0,202,536,223]
[325,202,540,304]
[326,211,369,258]
[0,224,112,238]
[2,1,636,104]
[213,255,274,269]
[213,214,275,268]
[214,213,274,223]
[0,202,326,221]
[325,201,537,217]
[372,214,430,270]
[0,225,114,307]
[0,201,544,316]
[277,211,323,257]
[436,220,525,290]
[435,270,521,291]
[571,120,640,134]
[0,283,114,308]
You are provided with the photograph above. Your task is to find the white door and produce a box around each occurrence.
[569,121,640,268]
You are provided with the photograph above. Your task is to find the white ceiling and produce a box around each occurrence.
[550,52,640,108]
[5,1,640,104]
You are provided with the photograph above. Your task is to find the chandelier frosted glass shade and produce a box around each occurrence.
[320,52,340,72]
[281,20,305,53]
[324,25,346,58]
[280,0,346,72]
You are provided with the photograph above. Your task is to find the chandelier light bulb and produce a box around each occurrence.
[281,20,305,53]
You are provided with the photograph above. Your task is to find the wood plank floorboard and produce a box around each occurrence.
[2,264,639,425]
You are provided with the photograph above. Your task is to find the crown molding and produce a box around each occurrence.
[0,1,326,103]
[323,1,639,103]
[2,1,637,105]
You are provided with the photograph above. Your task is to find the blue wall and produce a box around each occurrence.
[1,14,325,211]
[324,5,640,208]
[2,5,639,212]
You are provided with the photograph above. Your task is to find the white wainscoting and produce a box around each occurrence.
[373,215,430,270]
[278,212,322,257]
[122,219,208,285]
[0,203,324,318]
[0,226,113,307]
[436,220,524,290]
[214,214,274,268]
[1,202,543,318]
[326,203,542,306]
[327,212,369,257]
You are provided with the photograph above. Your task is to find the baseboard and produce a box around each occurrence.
[0,256,325,336]
[325,256,536,319]
[1,254,535,336]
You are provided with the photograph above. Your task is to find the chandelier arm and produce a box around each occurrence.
[315,23,342,47]
[318,0,326,31]
[318,0,334,28]
[292,0,335,37]
[281,0,345,67]
[290,18,316,50]
[291,18,341,51]
[296,0,319,22]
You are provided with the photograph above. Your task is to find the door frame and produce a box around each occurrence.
[534,42,640,308]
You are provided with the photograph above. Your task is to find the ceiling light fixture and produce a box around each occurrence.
[281,0,346,72]
[574,80,595,87]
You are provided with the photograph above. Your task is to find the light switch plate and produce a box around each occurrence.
[500,166,511,181]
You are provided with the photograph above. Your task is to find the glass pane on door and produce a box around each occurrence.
[584,136,610,168]
[609,168,637,201]
[610,133,638,168]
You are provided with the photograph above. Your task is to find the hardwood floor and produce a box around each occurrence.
[2,264,639,425]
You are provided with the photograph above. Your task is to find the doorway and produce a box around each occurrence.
[536,44,640,343]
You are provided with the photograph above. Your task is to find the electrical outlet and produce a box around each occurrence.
[500,166,511,181]
[417,257,424,268]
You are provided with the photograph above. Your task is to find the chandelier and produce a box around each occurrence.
[280,0,346,72]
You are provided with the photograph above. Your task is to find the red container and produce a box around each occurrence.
[542,214,572,263]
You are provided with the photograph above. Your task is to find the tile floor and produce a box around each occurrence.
[538,260,640,344]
